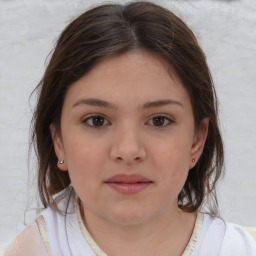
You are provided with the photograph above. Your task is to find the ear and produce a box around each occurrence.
[50,124,68,171]
[189,118,209,169]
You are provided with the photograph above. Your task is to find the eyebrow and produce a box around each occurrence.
[72,98,183,109]
[72,98,118,109]
[142,99,183,109]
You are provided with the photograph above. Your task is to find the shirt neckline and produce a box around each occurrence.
[77,203,204,256]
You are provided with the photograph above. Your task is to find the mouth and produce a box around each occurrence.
[104,174,153,194]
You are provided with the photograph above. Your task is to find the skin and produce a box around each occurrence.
[51,50,209,255]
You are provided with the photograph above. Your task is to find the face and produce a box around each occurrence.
[52,51,208,226]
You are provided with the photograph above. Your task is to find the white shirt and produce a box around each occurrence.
[4,188,256,256]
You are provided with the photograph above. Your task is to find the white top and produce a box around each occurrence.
[4,187,256,256]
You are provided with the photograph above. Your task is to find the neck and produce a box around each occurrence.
[80,202,197,256]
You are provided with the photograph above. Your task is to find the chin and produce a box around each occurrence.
[107,208,151,226]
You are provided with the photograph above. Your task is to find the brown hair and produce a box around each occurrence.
[31,1,224,215]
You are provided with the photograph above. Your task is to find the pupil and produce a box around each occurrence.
[93,116,104,126]
[153,116,164,126]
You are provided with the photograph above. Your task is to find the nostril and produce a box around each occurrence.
[110,144,146,163]
[114,156,142,163]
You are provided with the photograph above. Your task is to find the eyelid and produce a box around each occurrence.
[82,113,111,127]
[146,114,174,127]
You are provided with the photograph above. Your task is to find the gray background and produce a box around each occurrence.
[0,0,256,251]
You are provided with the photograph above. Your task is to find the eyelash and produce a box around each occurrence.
[82,114,174,128]
[146,115,174,127]
[82,114,111,128]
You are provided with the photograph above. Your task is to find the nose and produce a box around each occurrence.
[110,125,146,165]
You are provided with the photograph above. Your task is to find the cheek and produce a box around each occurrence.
[152,137,192,169]
[150,138,192,189]
[64,140,108,202]
[63,137,109,184]
[64,134,106,163]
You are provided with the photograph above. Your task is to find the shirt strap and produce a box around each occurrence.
[36,215,53,256]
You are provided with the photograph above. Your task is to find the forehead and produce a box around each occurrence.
[63,51,191,109]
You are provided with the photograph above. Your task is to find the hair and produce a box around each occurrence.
[31,1,224,215]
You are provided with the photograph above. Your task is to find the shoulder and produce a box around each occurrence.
[202,213,256,242]
[195,213,256,255]
[224,221,256,241]
[220,220,256,255]
[244,226,256,241]
[224,221,256,242]
[3,221,48,256]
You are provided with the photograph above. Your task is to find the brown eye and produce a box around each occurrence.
[83,115,110,127]
[152,116,165,126]
[92,116,105,126]
[147,115,173,127]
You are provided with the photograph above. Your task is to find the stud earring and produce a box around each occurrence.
[58,160,64,164]
[192,158,196,163]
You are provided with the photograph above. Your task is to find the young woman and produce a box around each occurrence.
[4,2,256,255]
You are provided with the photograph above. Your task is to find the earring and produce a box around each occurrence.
[192,158,196,163]
[58,160,64,164]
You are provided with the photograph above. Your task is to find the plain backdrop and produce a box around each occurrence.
[0,0,256,251]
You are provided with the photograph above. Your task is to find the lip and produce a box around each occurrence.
[104,174,153,194]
